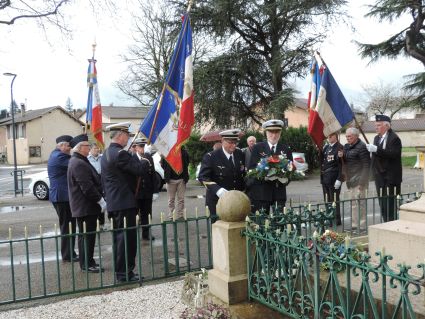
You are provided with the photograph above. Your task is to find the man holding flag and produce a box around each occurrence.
[139,12,194,176]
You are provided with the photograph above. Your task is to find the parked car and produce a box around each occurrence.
[27,153,165,200]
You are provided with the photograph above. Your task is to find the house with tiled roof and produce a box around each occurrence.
[78,106,150,146]
[0,106,84,164]
[361,117,425,147]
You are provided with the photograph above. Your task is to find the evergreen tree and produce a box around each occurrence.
[65,97,73,112]
[357,0,425,108]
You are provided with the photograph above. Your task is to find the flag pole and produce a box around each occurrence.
[315,51,369,143]
[85,41,97,135]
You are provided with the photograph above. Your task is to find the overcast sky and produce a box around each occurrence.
[0,0,422,113]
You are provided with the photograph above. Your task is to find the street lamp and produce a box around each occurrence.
[3,72,18,196]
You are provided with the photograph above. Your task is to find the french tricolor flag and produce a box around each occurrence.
[308,63,354,147]
[139,13,194,173]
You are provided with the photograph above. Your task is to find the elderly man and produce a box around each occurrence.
[198,129,246,223]
[101,122,150,283]
[366,115,402,222]
[133,137,159,240]
[67,134,106,273]
[243,135,256,169]
[88,143,102,174]
[48,134,78,263]
[340,127,370,231]
[247,119,292,213]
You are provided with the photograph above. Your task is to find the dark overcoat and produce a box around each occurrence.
[101,143,150,212]
[133,153,159,199]
[198,148,246,214]
[247,141,292,202]
[321,142,343,186]
[67,152,103,218]
[48,149,71,203]
[371,129,402,186]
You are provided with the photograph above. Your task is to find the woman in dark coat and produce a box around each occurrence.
[67,134,106,273]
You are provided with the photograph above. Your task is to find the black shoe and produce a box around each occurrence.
[117,273,140,283]
[63,255,79,263]
[142,235,155,241]
[81,266,104,273]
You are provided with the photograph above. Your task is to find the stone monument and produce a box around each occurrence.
[208,190,251,304]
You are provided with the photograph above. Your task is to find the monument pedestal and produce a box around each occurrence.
[208,221,248,304]
[369,195,425,277]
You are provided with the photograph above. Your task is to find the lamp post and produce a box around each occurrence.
[3,72,18,196]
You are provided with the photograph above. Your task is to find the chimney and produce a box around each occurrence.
[20,103,26,116]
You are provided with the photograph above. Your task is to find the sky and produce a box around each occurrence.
[0,0,422,113]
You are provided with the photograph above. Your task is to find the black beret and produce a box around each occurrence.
[69,134,89,148]
[56,135,73,144]
[375,114,391,123]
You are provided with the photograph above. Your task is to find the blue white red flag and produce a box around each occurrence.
[139,13,194,173]
[86,58,104,148]
[308,64,354,147]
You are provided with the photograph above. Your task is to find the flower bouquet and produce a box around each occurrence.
[247,154,299,184]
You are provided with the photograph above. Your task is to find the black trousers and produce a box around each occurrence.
[76,215,98,269]
[136,198,152,238]
[109,208,137,280]
[375,179,401,222]
[322,184,342,225]
[52,202,77,261]
[251,200,286,214]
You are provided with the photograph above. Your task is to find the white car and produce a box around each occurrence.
[27,153,165,200]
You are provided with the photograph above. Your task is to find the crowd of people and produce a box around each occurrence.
[47,114,402,280]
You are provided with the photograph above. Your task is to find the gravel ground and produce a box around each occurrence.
[0,280,187,319]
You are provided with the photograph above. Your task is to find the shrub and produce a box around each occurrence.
[180,302,231,319]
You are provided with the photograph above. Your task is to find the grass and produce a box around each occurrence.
[402,156,417,167]
[402,147,417,153]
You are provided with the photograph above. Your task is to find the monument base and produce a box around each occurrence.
[208,269,247,304]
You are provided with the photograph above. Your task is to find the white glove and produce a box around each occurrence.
[334,180,342,190]
[144,144,152,154]
[152,193,159,201]
[97,197,107,212]
[366,144,377,153]
[216,188,228,198]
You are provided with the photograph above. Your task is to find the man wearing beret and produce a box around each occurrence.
[67,134,106,273]
[366,114,402,222]
[48,135,78,262]
[247,119,292,213]
[101,122,150,283]
[133,137,159,240]
[198,129,246,222]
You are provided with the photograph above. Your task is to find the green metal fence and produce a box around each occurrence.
[245,207,425,318]
[0,215,213,305]
[288,191,420,237]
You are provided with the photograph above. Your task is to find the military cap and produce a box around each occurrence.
[56,135,73,144]
[106,122,135,136]
[69,134,88,148]
[219,129,241,140]
[375,114,391,123]
[134,137,148,146]
[262,119,284,131]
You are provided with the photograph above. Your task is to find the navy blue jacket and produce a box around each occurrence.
[101,143,150,212]
[47,148,71,203]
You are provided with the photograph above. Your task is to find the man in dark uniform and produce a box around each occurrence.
[198,129,246,223]
[67,134,106,273]
[133,137,159,240]
[247,119,292,213]
[101,122,150,282]
[320,132,343,225]
[366,114,402,222]
[47,134,78,262]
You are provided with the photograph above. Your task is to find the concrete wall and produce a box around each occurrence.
[286,107,308,128]
[6,138,28,165]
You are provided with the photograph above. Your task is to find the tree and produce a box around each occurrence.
[361,81,419,119]
[65,97,73,112]
[117,0,211,107]
[357,0,425,108]
[171,0,347,128]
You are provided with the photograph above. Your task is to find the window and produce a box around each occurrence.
[6,123,26,139]
[29,146,41,157]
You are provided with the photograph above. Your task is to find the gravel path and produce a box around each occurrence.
[0,280,187,319]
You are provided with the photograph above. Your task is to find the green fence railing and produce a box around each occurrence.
[0,215,213,305]
[244,212,425,318]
